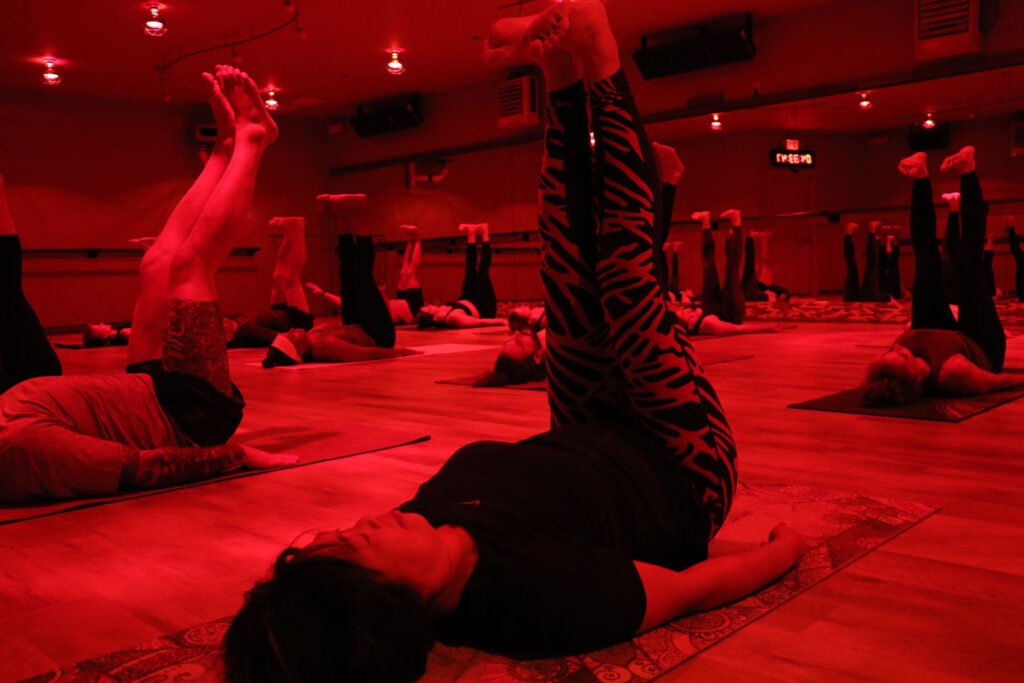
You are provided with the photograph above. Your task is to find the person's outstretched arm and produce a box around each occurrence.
[635,523,808,632]
[445,310,502,328]
[305,281,341,311]
[311,336,419,362]
[937,354,1024,395]
[698,316,782,335]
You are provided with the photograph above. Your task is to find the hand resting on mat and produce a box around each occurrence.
[241,446,300,469]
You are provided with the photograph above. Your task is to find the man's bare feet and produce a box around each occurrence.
[720,209,741,227]
[400,224,422,239]
[692,210,712,230]
[898,152,928,179]
[215,65,278,147]
[653,143,684,185]
[316,194,367,211]
[942,192,961,211]
[845,222,858,235]
[482,3,570,67]
[940,146,975,174]
[270,216,306,235]
[201,71,235,147]
[460,222,490,243]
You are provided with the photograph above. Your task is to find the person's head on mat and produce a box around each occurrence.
[262,329,313,368]
[83,322,129,347]
[223,512,442,683]
[477,329,546,386]
[863,343,933,406]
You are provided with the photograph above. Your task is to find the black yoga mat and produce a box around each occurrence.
[789,371,1024,422]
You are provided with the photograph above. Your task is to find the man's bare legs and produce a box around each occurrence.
[398,224,422,291]
[269,217,309,312]
[127,70,238,366]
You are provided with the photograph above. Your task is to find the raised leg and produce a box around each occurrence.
[0,174,62,392]
[397,224,422,290]
[337,233,395,349]
[695,211,723,313]
[269,217,309,313]
[859,222,882,302]
[589,65,736,539]
[945,147,1005,370]
[899,153,956,330]
[842,223,860,301]
[474,238,497,319]
[720,210,747,322]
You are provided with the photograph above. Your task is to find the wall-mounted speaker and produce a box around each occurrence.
[350,93,422,138]
[633,13,755,80]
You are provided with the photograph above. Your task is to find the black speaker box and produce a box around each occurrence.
[906,121,950,151]
[350,93,422,138]
[633,13,755,80]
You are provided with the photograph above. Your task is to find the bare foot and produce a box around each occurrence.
[316,194,367,211]
[845,222,858,235]
[940,146,975,174]
[942,192,961,211]
[128,236,157,251]
[868,220,882,234]
[653,143,684,185]
[691,210,712,230]
[201,72,234,147]
[459,222,479,243]
[898,152,928,179]
[720,209,741,227]
[553,1,619,82]
[270,216,306,235]
[400,224,422,239]
[482,3,570,67]
[215,65,278,147]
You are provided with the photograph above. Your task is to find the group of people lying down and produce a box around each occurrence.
[0,3,1021,682]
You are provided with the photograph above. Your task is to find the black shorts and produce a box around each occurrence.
[127,360,245,447]
[396,288,424,315]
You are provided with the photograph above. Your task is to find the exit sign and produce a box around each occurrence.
[771,150,816,168]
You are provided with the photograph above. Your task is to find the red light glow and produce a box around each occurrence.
[387,49,405,76]
[710,113,722,131]
[41,59,61,86]
[922,113,936,129]
[264,89,279,111]
[858,92,872,110]
[145,5,167,36]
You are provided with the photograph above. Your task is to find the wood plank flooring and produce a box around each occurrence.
[1,321,1022,682]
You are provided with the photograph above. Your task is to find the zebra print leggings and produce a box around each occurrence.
[538,72,737,539]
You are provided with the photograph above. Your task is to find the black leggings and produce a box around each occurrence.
[0,235,61,393]
[909,175,1004,371]
[338,235,395,348]
[459,242,496,319]
[878,239,902,300]
[1008,227,1024,302]
[701,227,745,324]
[843,233,887,302]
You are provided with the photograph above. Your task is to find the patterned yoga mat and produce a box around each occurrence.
[18,483,936,683]
[745,297,1024,329]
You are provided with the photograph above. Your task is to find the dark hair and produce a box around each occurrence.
[82,324,110,347]
[475,349,545,387]
[862,357,924,406]
[223,547,435,683]
[416,311,437,329]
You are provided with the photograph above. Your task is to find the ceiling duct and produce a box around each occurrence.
[497,75,539,128]
[915,0,982,61]
[633,13,755,81]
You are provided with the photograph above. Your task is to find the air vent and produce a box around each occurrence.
[918,0,970,40]
[915,0,981,60]
[497,76,538,128]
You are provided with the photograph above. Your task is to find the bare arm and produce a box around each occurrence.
[312,336,418,362]
[445,311,503,328]
[937,354,1024,395]
[305,282,341,311]
[699,317,781,336]
[635,524,809,632]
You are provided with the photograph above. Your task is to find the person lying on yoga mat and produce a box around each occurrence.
[0,172,62,393]
[863,147,1024,405]
[0,66,297,501]
[670,209,782,336]
[416,223,504,328]
[262,199,417,367]
[307,224,426,325]
[224,8,808,680]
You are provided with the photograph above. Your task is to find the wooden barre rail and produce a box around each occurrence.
[22,246,261,259]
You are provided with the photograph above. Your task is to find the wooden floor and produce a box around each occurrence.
[1,320,1023,682]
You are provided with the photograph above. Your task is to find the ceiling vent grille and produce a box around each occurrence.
[918,0,971,39]
[915,0,981,60]
[497,76,538,128]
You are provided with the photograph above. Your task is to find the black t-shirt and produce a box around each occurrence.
[399,421,709,658]
[895,328,993,390]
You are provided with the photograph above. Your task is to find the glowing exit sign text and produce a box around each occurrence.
[770,150,816,168]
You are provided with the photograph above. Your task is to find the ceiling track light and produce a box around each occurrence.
[923,112,936,129]
[386,49,406,76]
[710,113,722,131]
[858,91,872,110]
[144,4,167,36]
[41,59,61,86]
[264,89,280,111]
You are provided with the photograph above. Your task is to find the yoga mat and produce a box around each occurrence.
[16,483,935,683]
[789,370,1024,422]
[435,353,754,390]
[244,343,498,370]
[688,324,797,341]
[0,427,430,526]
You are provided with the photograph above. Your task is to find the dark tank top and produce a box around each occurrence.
[894,329,992,390]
